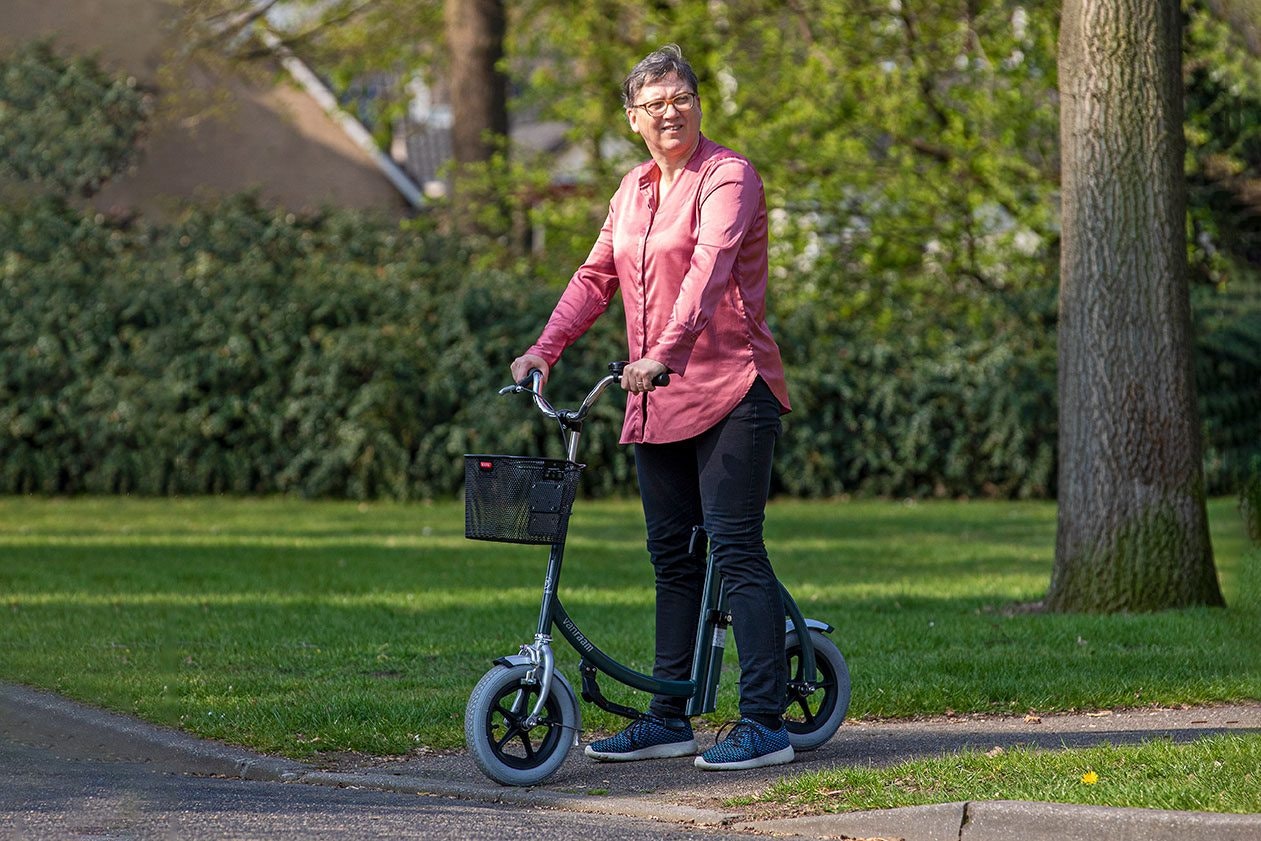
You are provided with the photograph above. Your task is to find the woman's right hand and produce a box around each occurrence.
[510,353,550,386]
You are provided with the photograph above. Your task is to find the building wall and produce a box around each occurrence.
[0,0,409,219]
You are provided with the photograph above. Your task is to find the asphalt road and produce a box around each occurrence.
[0,736,759,841]
[4,680,1260,841]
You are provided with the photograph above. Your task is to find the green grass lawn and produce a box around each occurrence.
[1,495,1257,811]
[742,733,1261,815]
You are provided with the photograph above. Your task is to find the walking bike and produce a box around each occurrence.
[462,362,851,786]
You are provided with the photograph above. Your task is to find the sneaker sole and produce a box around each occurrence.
[694,744,795,771]
[584,739,698,762]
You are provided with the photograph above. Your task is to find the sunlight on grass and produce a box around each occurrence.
[0,495,1255,771]
[746,734,1261,815]
[8,587,656,610]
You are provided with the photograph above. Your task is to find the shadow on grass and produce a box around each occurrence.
[3,534,1258,755]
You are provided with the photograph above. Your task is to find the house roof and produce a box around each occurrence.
[0,0,412,219]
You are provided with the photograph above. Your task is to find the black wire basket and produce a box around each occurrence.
[464,455,584,545]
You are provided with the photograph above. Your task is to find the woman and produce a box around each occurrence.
[510,45,793,771]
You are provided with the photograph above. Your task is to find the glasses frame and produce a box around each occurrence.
[629,92,698,118]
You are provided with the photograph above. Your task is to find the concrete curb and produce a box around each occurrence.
[5,681,1261,841]
[960,800,1261,841]
[746,800,1261,841]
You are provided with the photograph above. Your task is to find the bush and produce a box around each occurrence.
[0,195,628,498]
[777,323,1057,499]
[1196,279,1261,496]
[1,195,1258,500]
[0,41,150,197]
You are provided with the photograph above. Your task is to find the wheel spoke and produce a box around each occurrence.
[492,687,540,755]
[516,730,537,759]
[788,690,817,723]
[494,724,523,752]
[494,701,515,720]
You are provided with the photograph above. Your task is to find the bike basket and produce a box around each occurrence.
[464,455,584,544]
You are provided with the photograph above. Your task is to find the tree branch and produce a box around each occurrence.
[198,0,283,50]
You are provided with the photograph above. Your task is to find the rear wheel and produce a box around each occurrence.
[465,664,580,786]
[783,629,850,751]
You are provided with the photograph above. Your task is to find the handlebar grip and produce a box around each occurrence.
[608,361,670,388]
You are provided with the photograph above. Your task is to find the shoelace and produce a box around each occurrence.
[624,715,674,745]
[626,718,655,742]
[710,718,756,749]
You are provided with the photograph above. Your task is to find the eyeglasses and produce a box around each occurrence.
[630,93,697,117]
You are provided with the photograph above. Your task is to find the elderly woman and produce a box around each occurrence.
[510,45,793,771]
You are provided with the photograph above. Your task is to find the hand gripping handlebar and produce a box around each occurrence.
[499,362,669,462]
[499,362,669,425]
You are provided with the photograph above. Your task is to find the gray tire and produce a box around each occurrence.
[784,629,850,751]
[465,663,580,786]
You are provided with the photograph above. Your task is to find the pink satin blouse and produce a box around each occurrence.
[527,135,791,444]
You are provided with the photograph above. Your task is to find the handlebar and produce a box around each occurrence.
[498,361,669,427]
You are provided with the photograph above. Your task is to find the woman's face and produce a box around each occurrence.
[626,72,701,167]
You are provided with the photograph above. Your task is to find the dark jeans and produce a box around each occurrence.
[635,377,786,721]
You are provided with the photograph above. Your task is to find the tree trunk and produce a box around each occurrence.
[1050,0,1224,612]
[443,0,508,235]
[444,0,508,165]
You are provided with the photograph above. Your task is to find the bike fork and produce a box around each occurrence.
[516,537,566,726]
[517,634,556,727]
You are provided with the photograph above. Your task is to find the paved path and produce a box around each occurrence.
[3,682,1260,841]
[1,735,762,841]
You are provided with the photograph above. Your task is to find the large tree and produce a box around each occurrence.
[443,0,509,233]
[445,0,508,167]
[1050,0,1225,611]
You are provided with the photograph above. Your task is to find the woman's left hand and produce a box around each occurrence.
[622,358,669,393]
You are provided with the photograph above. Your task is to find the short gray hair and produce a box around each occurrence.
[621,44,699,109]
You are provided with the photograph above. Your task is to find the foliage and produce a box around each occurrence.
[1186,0,1261,283]
[0,194,627,499]
[2,196,1258,500]
[1242,458,1261,544]
[177,0,444,144]
[775,287,1059,499]
[0,40,151,197]
[1195,279,1261,496]
[2,2,1260,500]
[177,2,1259,302]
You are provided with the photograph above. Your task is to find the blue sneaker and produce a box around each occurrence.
[584,716,697,762]
[694,718,795,771]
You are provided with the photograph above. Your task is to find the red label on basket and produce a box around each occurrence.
[478,460,494,470]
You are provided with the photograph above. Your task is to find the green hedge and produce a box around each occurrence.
[0,40,150,197]
[0,195,634,498]
[1,195,1258,500]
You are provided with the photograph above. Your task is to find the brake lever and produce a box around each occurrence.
[499,368,545,396]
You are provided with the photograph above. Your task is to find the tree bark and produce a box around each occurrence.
[1050,0,1224,612]
[444,0,508,166]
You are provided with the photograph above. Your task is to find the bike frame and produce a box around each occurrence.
[507,364,819,726]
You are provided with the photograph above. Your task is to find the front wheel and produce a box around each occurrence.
[465,663,580,786]
[783,629,850,751]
